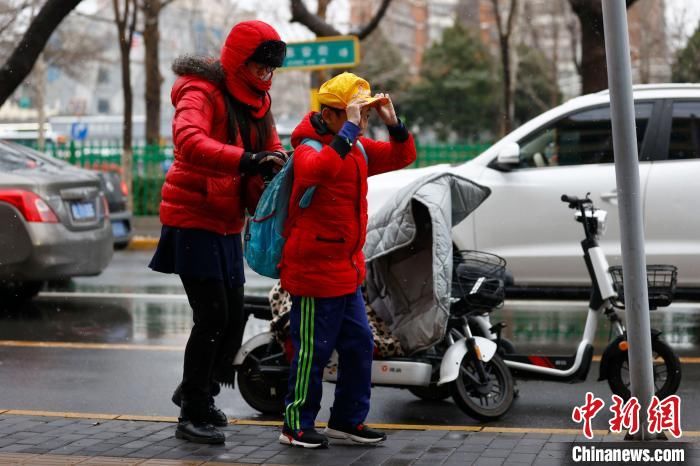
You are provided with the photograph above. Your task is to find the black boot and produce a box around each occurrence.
[172,382,228,427]
[171,381,221,405]
[176,405,225,445]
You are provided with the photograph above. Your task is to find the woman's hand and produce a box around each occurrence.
[240,151,286,177]
[374,93,398,127]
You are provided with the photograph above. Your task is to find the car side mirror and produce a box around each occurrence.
[494,142,521,171]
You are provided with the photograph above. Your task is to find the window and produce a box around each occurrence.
[97,67,110,84]
[97,99,110,114]
[517,103,653,168]
[668,102,700,160]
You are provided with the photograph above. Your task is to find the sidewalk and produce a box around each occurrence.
[0,413,695,465]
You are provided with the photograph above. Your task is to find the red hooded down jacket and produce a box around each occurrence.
[279,113,417,298]
[160,21,284,235]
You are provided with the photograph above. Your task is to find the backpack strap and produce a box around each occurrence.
[356,140,368,163]
[297,138,367,208]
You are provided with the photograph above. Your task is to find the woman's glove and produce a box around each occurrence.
[240,151,286,178]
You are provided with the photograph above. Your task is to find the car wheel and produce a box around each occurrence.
[114,241,130,251]
[0,281,43,305]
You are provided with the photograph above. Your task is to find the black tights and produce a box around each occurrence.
[180,276,245,419]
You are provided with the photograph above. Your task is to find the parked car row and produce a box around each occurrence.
[368,84,700,297]
[0,141,132,302]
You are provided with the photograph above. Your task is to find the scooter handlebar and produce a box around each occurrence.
[561,193,593,209]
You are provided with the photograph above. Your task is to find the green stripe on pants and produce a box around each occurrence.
[296,297,315,430]
[286,296,315,430]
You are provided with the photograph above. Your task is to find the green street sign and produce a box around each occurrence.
[282,35,360,71]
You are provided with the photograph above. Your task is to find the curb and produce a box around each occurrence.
[128,235,159,250]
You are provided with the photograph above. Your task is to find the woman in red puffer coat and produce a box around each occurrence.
[149,20,286,445]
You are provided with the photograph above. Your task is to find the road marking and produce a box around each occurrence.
[38,291,188,301]
[3,339,700,364]
[5,410,118,420]
[0,340,183,351]
[2,409,699,437]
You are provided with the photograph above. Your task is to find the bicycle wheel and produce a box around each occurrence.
[606,338,681,400]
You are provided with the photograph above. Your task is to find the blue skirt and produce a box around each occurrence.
[148,226,245,289]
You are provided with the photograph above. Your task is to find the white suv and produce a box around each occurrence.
[368,84,700,296]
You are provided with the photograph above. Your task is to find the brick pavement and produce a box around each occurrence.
[0,413,696,465]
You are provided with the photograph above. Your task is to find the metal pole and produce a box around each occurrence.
[601,0,655,440]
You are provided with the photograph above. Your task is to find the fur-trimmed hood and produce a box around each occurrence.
[172,56,225,86]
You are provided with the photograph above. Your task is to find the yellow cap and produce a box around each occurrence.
[317,72,389,110]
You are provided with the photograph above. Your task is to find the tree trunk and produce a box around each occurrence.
[0,0,83,106]
[550,1,561,108]
[491,0,518,136]
[579,11,607,94]
[113,0,136,212]
[500,39,512,135]
[143,0,162,146]
[119,38,134,212]
[569,0,639,94]
[36,53,46,152]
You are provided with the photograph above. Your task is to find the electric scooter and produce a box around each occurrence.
[234,250,516,421]
[470,193,682,400]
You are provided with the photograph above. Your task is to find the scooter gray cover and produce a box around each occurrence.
[364,173,491,354]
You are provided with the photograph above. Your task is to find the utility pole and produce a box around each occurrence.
[601,0,655,440]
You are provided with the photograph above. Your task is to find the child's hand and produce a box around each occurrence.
[374,93,398,126]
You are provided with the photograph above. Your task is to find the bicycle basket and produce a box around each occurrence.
[608,264,677,310]
[451,250,507,312]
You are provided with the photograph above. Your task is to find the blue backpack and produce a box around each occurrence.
[244,138,367,278]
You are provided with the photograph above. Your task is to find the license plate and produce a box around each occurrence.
[70,201,96,220]
[112,220,127,237]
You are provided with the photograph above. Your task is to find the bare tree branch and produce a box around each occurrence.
[128,0,137,48]
[73,10,113,24]
[317,0,331,20]
[353,0,392,40]
[290,0,393,40]
[520,79,549,112]
[290,0,340,36]
[0,0,83,106]
[0,0,31,35]
[491,0,503,39]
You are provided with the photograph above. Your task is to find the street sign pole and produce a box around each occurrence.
[601,0,656,440]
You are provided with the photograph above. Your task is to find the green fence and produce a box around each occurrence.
[413,143,491,167]
[29,141,490,216]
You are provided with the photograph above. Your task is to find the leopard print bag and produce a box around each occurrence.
[268,282,404,357]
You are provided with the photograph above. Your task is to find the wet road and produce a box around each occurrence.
[1,250,699,431]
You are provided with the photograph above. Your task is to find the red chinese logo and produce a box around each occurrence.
[572,392,605,439]
[648,395,682,438]
[608,395,641,435]
[572,393,682,439]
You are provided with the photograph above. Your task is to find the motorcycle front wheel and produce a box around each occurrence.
[450,353,515,421]
[606,338,681,400]
[237,341,289,415]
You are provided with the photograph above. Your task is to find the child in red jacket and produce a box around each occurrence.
[278,72,417,448]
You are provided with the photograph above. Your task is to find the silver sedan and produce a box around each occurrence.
[0,141,113,302]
